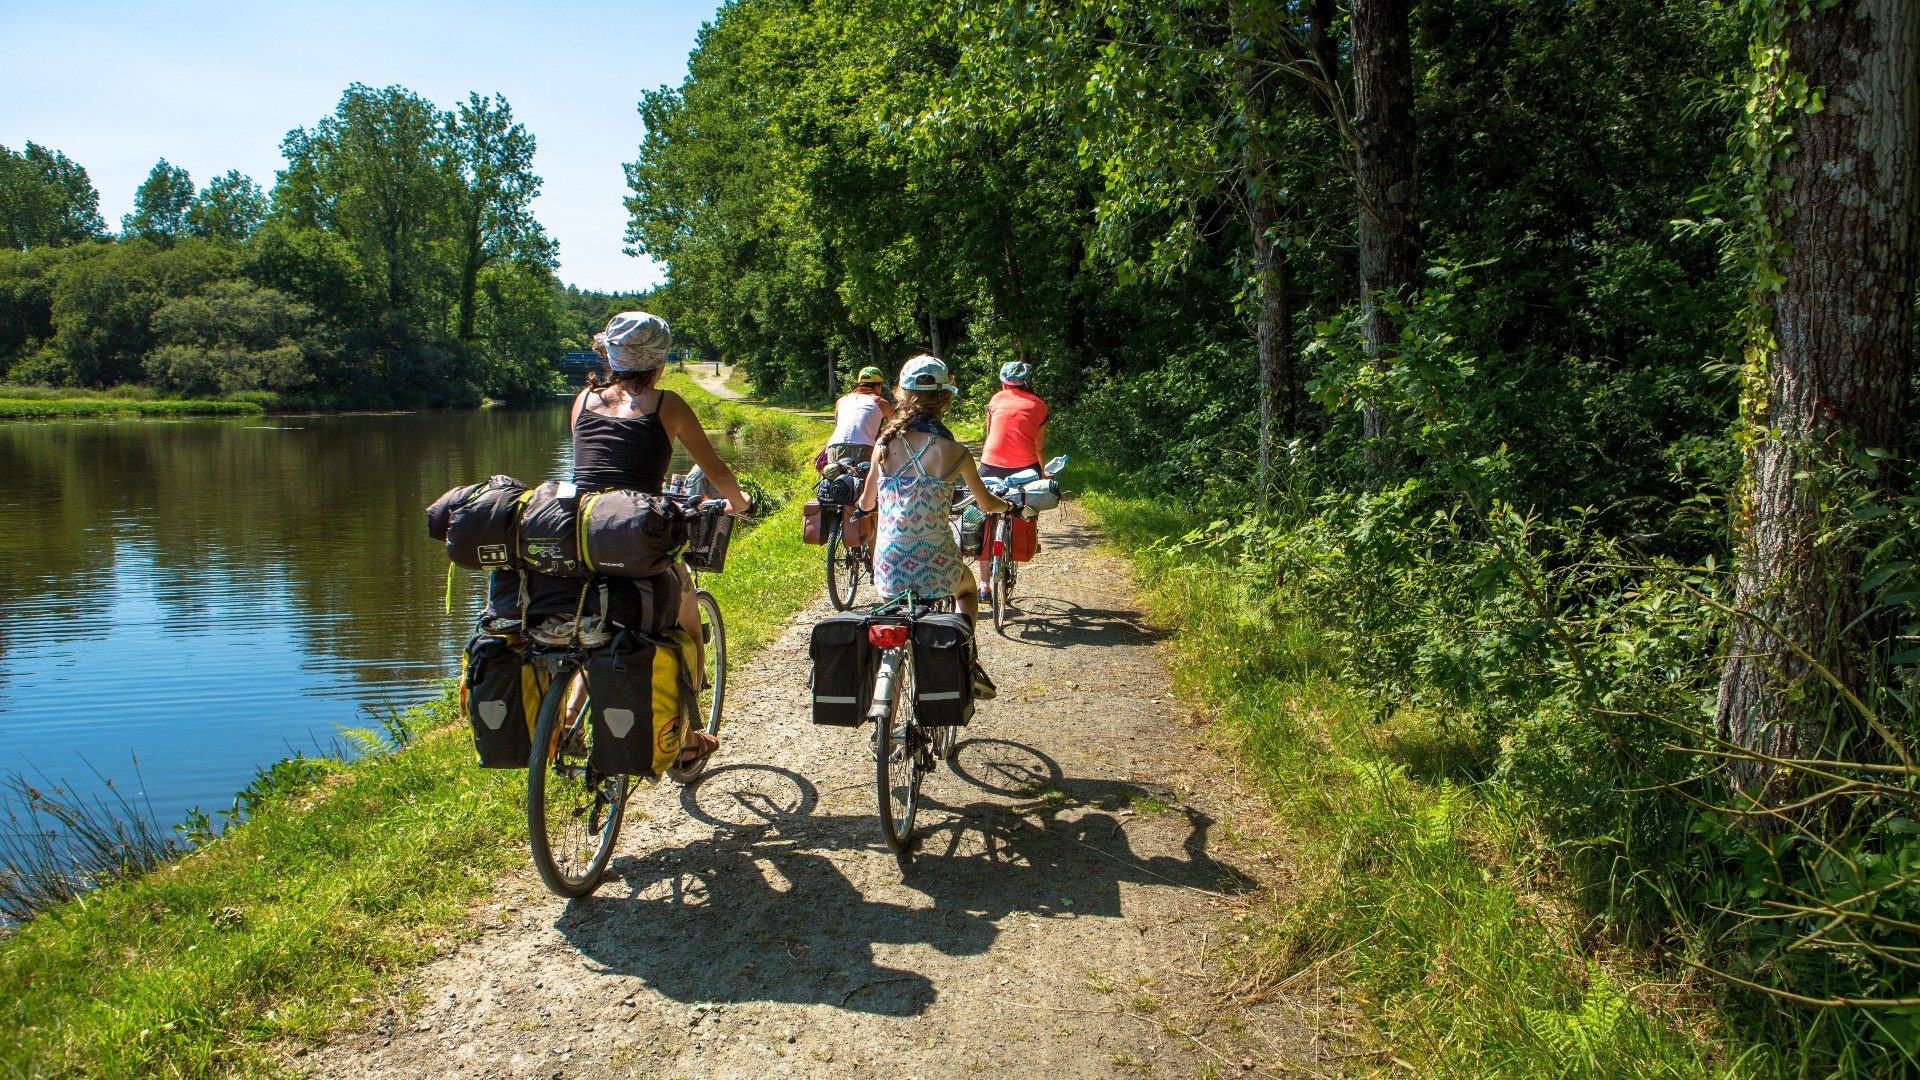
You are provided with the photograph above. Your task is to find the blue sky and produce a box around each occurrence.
[0,0,721,291]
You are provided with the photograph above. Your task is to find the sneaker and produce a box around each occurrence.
[977,586,993,604]
[970,661,998,701]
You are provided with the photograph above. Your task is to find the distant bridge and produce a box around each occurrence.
[557,349,691,384]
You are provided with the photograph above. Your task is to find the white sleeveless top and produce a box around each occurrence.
[828,391,886,446]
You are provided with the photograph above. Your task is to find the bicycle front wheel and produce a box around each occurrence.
[527,667,628,898]
[695,588,726,738]
[826,519,858,610]
[875,649,921,854]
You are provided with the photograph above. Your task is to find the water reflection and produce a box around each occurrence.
[0,406,718,831]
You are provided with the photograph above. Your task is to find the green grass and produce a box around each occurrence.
[0,377,831,1079]
[0,398,264,419]
[1071,461,1777,1080]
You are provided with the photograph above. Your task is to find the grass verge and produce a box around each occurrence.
[0,375,830,1078]
[0,398,264,419]
[1069,456,1774,1080]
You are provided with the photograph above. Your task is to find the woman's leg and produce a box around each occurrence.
[956,565,980,625]
[673,564,717,756]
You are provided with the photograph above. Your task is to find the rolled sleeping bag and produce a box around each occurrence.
[1016,476,1061,511]
[579,489,688,578]
[517,481,588,577]
[427,475,528,571]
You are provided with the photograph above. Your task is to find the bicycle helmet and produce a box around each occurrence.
[855,365,886,386]
[999,360,1032,385]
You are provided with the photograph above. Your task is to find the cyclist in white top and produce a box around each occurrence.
[824,366,894,469]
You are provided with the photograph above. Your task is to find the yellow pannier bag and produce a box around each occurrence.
[460,633,551,768]
[583,629,696,779]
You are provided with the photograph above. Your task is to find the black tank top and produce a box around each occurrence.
[571,391,672,493]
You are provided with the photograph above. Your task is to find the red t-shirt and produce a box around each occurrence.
[982,386,1048,469]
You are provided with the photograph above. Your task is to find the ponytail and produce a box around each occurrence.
[875,387,954,464]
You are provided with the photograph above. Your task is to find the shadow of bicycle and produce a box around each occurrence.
[551,742,1252,1016]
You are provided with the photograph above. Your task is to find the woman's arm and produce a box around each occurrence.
[877,398,896,420]
[857,443,883,512]
[658,390,751,515]
[1033,422,1047,472]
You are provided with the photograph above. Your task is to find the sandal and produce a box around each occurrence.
[668,729,719,782]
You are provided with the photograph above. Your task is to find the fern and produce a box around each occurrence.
[1521,965,1627,1070]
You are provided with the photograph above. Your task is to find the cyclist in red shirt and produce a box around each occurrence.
[977,360,1049,602]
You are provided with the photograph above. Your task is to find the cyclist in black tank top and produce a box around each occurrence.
[574,312,750,770]
[572,392,673,492]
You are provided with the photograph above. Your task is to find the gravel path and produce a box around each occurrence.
[294,504,1334,1079]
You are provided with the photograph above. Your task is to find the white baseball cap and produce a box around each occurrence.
[897,354,959,395]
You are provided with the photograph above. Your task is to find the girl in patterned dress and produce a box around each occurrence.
[858,355,1013,695]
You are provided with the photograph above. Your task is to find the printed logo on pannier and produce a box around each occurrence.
[476,544,510,567]
[527,540,566,562]
[603,708,637,739]
[477,700,509,730]
[656,718,682,757]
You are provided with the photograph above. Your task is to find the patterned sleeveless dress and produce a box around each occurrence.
[872,434,964,601]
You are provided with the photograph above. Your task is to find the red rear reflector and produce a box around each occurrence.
[991,540,1005,556]
[868,623,910,648]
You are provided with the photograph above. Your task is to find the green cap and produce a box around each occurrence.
[855,366,886,385]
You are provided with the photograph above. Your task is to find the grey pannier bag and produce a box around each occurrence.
[580,489,688,578]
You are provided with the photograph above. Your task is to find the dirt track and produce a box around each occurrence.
[294,504,1337,1079]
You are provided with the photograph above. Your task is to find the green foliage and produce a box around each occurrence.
[185,171,268,243]
[0,142,106,250]
[121,160,195,243]
[144,280,315,397]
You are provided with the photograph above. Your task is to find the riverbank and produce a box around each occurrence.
[0,397,264,418]
[0,375,833,1078]
[1067,457,1773,1077]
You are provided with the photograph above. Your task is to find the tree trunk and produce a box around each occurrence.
[928,312,944,359]
[1231,0,1289,501]
[1351,0,1419,446]
[1715,0,1920,798]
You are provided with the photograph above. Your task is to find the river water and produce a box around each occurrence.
[0,406,714,835]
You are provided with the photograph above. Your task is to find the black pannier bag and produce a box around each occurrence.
[462,633,544,767]
[580,489,687,578]
[910,612,975,726]
[512,568,681,645]
[584,630,692,778]
[428,475,528,571]
[517,481,589,577]
[808,611,879,726]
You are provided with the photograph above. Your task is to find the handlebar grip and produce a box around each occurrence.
[697,498,730,512]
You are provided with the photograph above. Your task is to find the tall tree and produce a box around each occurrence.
[446,93,551,342]
[0,142,106,250]
[186,170,268,241]
[121,159,195,242]
[1715,0,1920,795]
[1230,0,1291,497]
[276,84,453,319]
[1351,0,1419,444]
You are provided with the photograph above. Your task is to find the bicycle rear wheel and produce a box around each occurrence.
[826,519,858,609]
[527,667,628,897]
[874,649,922,854]
[991,550,1009,635]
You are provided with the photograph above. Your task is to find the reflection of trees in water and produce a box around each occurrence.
[0,408,583,685]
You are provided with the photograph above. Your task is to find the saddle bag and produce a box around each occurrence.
[517,481,588,577]
[842,506,874,547]
[584,629,694,778]
[461,633,548,768]
[1003,515,1039,563]
[580,489,687,578]
[428,475,528,571]
[808,611,878,726]
[910,612,975,726]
